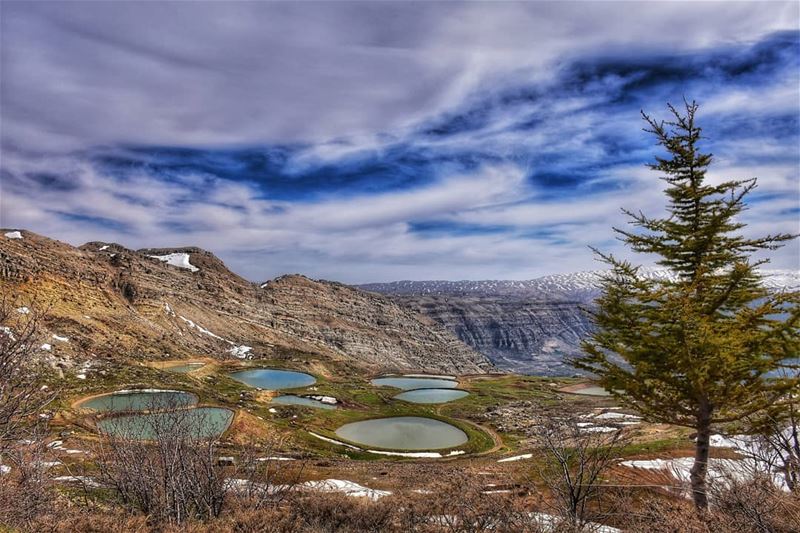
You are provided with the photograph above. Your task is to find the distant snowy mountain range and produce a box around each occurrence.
[359,268,800,375]
[359,268,800,302]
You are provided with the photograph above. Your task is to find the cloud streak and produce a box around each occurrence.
[1,2,798,282]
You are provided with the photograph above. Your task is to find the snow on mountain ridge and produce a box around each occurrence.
[359,269,800,299]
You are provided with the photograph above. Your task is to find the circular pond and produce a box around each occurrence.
[393,388,469,404]
[97,407,234,440]
[78,390,197,412]
[271,395,336,410]
[560,384,612,396]
[230,368,316,390]
[335,416,468,450]
[371,376,458,390]
[164,362,205,373]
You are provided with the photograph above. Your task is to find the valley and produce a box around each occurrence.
[0,228,793,530]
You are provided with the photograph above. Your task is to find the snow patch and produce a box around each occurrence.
[367,449,465,458]
[99,245,109,251]
[497,453,533,463]
[4,231,22,239]
[16,306,30,314]
[149,253,199,272]
[308,431,361,450]
[52,334,69,342]
[301,479,391,500]
[580,426,619,433]
[229,345,253,359]
[53,475,102,488]
[309,395,337,405]
[622,456,788,491]
[40,343,52,351]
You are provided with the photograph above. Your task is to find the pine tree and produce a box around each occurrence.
[575,100,800,510]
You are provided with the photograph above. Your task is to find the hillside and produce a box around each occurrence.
[0,229,490,377]
[360,269,800,374]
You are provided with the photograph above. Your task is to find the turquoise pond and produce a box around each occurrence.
[97,407,234,440]
[271,395,336,410]
[371,376,459,390]
[229,368,317,390]
[393,388,469,404]
[79,390,197,412]
[335,416,468,450]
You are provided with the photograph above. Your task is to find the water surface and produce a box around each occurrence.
[271,395,336,410]
[164,362,205,373]
[393,388,469,404]
[569,386,611,396]
[230,368,316,390]
[335,416,468,450]
[79,390,197,412]
[371,376,458,390]
[97,407,233,440]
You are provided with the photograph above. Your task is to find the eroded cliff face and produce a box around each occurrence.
[360,269,800,375]
[392,295,593,375]
[0,230,490,377]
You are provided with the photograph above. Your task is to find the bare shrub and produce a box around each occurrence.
[93,395,295,526]
[628,477,800,533]
[740,394,800,493]
[528,409,631,530]
[0,297,57,530]
[0,295,53,452]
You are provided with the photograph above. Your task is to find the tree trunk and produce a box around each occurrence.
[690,403,712,510]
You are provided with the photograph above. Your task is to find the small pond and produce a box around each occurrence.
[393,388,469,404]
[97,407,234,440]
[230,368,316,390]
[164,362,205,373]
[79,390,197,412]
[335,416,468,450]
[371,376,458,390]
[271,395,336,410]
[568,385,611,396]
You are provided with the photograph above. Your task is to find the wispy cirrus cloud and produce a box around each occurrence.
[1,2,798,282]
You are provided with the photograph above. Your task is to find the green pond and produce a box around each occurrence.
[371,376,459,390]
[164,362,205,373]
[570,386,611,396]
[335,416,468,450]
[393,388,469,404]
[79,390,197,412]
[271,395,336,410]
[97,407,234,440]
[230,368,316,390]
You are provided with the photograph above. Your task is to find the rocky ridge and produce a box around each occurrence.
[0,229,490,377]
[359,268,800,375]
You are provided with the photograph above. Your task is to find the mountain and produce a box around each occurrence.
[0,229,490,376]
[358,269,800,375]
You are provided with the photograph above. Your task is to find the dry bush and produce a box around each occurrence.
[393,469,543,533]
[278,492,395,533]
[0,297,58,530]
[0,295,54,454]
[628,476,800,533]
[0,437,58,530]
[92,395,296,527]
[528,409,630,530]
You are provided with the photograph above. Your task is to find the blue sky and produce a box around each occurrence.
[1,1,798,282]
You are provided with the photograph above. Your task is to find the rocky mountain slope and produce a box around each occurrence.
[0,229,490,377]
[359,269,800,375]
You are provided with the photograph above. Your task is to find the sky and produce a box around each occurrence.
[1,1,798,283]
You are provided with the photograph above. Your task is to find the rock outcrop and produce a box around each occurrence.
[0,230,490,375]
[360,269,800,375]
